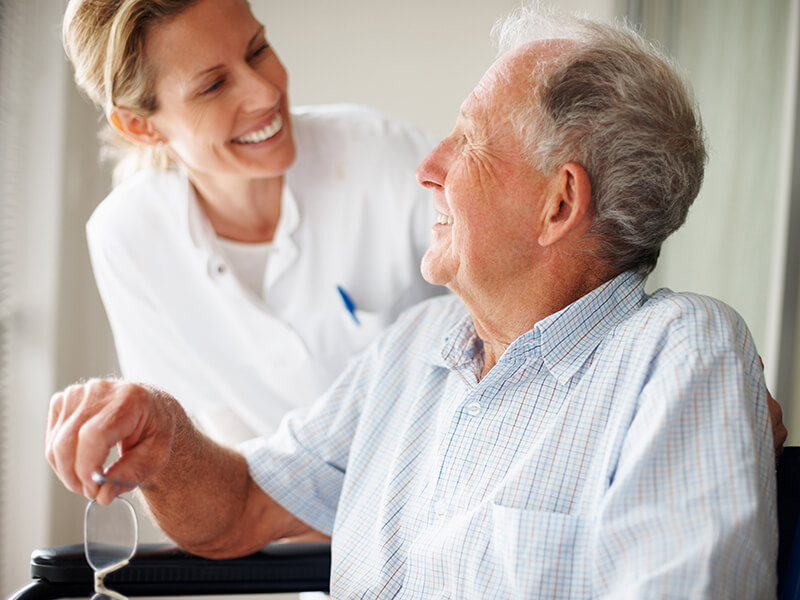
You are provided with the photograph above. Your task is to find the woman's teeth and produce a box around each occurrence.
[234,113,283,144]
[437,213,454,225]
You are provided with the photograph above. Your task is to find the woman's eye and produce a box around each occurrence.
[201,79,225,95]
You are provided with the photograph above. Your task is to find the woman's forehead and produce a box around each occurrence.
[143,0,262,89]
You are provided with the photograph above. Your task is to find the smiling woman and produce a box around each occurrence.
[101,0,296,241]
[61,0,445,451]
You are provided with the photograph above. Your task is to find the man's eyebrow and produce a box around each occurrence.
[188,26,266,84]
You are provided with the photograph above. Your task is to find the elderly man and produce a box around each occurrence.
[47,6,777,598]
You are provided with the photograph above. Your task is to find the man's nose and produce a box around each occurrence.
[416,140,450,190]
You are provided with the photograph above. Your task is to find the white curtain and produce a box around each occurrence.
[0,0,117,593]
[630,0,800,435]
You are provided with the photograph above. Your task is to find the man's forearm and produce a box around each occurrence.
[138,392,311,558]
[46,378,313,559]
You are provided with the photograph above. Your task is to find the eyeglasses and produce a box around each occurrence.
[84,490,139,600]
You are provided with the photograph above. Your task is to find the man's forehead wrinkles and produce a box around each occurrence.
[463,66,509,120]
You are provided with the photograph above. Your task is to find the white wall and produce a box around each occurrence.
[253,0,618,138]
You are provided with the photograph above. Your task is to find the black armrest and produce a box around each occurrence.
[778,447,800,594]
[10,542,331,600]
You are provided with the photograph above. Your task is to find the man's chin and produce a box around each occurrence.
[420,258,453,289]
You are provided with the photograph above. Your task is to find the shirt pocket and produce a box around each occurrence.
[491,504,589,598]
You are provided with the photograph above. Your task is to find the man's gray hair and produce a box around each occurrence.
[493,5,707,275]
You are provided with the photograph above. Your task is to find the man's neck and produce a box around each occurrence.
[465,259,617,379]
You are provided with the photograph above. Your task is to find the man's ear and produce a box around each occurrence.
[538,162,592,247]
[108,107,163,145]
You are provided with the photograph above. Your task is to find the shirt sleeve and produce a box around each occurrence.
[240,332,386,536]
[590,317,777,597]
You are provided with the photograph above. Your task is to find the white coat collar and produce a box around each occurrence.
[181,167,300,288]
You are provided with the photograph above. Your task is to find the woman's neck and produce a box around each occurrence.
[190,173,283,243]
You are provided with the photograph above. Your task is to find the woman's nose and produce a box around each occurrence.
[238,65,283,111]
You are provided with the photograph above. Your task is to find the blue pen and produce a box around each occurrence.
[337,285,360,325]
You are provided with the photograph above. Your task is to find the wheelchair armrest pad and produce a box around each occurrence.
[22,541,331,598]
[778,447,800,591]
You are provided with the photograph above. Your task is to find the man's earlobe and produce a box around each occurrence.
[108,107,162,146]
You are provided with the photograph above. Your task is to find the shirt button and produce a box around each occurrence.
[466,401,481,416]
[434,500,448,517]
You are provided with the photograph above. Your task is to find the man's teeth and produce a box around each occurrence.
[234,113,283,144]
[437,213,454,225]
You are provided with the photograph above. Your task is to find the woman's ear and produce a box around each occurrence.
[538,162,592,247]
[108,107,163,146]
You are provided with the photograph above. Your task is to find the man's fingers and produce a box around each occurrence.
[47,379,176,503]
[767,391,788,456]
[758,356,788,456]
[104,388,176,492]
[72,380,147,499]
[46,386,85,495]
[46,380,128,499]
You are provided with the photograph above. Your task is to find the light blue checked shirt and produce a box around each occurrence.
[242,270,777,598]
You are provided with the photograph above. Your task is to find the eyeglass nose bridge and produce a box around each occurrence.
[92,562,132,600]
[84,497,139,600]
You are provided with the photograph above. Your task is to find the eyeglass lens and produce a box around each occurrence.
[84,496,138,600]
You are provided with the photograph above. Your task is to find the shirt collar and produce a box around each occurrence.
[181,167,301,284]
[421,305,479,370]
[521,270,647,385]
[184,169,215,255]
[426,271,647,386]
[264,181,300,288]
[441,314,484,366]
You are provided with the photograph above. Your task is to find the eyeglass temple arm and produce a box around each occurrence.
[11,541,332,600]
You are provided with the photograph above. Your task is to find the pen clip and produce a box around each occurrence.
[337,285,360,326]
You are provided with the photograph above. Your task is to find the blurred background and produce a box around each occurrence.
[1,0,798,594]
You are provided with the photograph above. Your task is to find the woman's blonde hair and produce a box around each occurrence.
[63,0,201,183]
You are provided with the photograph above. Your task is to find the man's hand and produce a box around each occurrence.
[759,356,788,456]
[768,390,788,457]
[46,379,178,505]
[46,377,311,557]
